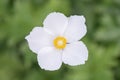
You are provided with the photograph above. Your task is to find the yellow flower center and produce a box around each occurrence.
[53,36,67,49]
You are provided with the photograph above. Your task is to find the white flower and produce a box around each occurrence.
[25,12,88,71]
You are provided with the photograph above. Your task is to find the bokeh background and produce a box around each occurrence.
[0,0,120,80]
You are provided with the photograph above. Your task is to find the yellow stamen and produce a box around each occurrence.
[53,36,67,49]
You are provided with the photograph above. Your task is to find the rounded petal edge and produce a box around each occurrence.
[62,41,88,66]
[43,12,68,35]
[25,27,53,54]
[63,15,87,43]
[37,47,62,71]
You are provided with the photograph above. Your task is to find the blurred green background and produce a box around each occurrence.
[0,0,120,80]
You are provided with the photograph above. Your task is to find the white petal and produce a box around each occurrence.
[63,16,87,43]
[25,27,54,54]
[62,41,88,66]
[43,12,68,35]
[37,47,62,71]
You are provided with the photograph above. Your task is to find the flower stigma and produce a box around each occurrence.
[53,36,67,49]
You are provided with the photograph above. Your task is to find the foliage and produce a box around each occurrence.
[0,0,120,80]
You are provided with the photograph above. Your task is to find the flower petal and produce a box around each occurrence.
[37,47,62,71]
[25,27,53,54]
[62,41,88,66]
[63,16,87,43]
[43,12,68,35]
